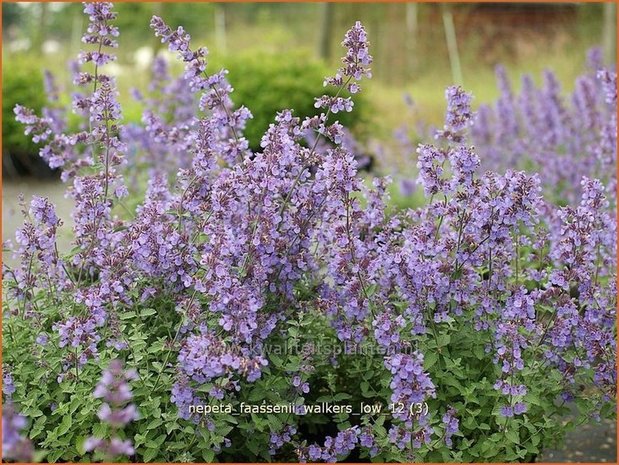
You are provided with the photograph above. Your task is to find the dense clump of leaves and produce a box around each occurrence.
[3,2,616,463]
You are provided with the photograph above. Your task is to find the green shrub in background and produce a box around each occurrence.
[3,51,368,172]
[2,54,54,177]
[211,51,368,151]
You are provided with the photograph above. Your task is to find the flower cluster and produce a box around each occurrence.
[7,196,70,307]
[12,3,132,385]
[269,425,297,455]
[3,371,15,399]
[298,427,360,462]
[317,21,372,115]
[124,56,196,179]
[150,15,251,165]
[469,58,617,204]
[2,404,34,462]
[437,85,473,141]
[385,352,436,421]
[84,359,137,458]
[442,407,459,447]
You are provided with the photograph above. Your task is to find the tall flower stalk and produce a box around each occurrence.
[84,360,137,459]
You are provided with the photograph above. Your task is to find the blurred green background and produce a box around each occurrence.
[2,2,615,177]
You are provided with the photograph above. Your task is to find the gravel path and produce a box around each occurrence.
[537,417,616,463]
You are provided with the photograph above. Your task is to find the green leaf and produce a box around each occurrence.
[246,437,261,456]
[22,406,44,418]
[147,418,163,430]
[437,333,451,347]
[505,428,520,444]
[151,361,164,372]
[30,416,47,439]
[141,308,157,317]
[33,450,48,463]
[142,447,158,462]
[134,433,147,447]
[165,421,179,435]
[57,415,72,436]
[201,449,215,462]
[47,449,64,463]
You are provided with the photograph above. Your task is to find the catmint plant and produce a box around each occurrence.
[3,2,616,463]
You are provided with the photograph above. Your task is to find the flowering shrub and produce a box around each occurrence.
[3,3,616,463]
[395,50,617,208]
[470,56,617,206]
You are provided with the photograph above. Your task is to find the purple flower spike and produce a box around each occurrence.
[86,359,137,458]
[2,404,34,462]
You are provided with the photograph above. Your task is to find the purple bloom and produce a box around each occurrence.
[97,403,138,428]
[2,404,33,462]
[85,437,134,457]
[171,376,200,422]
[385,352,436,421]
[93,359,137,408]
[323,21,372,89]
[314,21,372,145]
[372,312,405,349]
[513,402,528,415]
[86,359,136,458]
[442,407,459,447]
[443,85,473,134]
[269,425,297,455]
[499,405,514,418]
[598,69,617,105]
[299,427,359,462]
[469,60,616,204]
[149,14,251,165]
[3,372,15,398]
[399,178,416,197]
[416,144,449,196]
[7,7,617,462]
